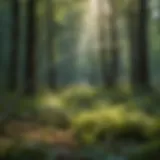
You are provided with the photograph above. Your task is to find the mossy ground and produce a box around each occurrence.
[0,85,160,159]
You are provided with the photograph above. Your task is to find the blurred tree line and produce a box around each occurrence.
[0,0,160,95]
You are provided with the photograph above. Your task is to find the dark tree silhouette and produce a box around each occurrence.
[129,0,150,90]
[98,0,109,87]
[128,0,139,87]
[136,0,150,88]
[107,0,119,87]
[46,0,57,89]
[24,0,36,94]
[8,0,19,91]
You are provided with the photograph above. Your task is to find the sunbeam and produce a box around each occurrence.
[76,0,111,85]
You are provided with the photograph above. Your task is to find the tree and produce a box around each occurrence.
[97,0,109,87]
[107,0,119,87]
[137,0,150,88]
[46,0,57,89]
[98,0,119,87]
[24,0,36,94]
[127,0,139,87]
[128,0,150,90]
[8,0,19,91]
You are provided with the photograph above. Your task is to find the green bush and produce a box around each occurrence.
[71,107,159,145]
[59,85,97,110]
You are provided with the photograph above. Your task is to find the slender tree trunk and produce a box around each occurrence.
[107,0,119,87]
[137,0,150,88]
[128,0,150,90]
[98,0,109,87]
[24,0,36,95]
[0,0,20,131]
[129,0,150,90]
[128,1,139,86]
[46,0,56,89]
[8,0,19,91]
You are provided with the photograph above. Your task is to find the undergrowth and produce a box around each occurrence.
[0,86,160,158]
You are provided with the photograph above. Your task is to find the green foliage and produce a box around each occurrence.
[71,107,160,145]
[0,87,160,159]
[58,85,97,110]
[1,87,160,146]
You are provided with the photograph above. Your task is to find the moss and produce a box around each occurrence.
[72,107,159,145]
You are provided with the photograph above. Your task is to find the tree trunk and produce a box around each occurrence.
[98,0,109,87]
[107,0,119,87]
[46,0,56,89]
[24,0,36,95]
[137,0,150,88]
[128,1,139,86]
[129,0,150,90]
[8,0,19,91]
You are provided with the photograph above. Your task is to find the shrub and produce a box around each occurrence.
[71,107,159,145]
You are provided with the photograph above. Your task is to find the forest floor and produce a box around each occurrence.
[0,85,160,159]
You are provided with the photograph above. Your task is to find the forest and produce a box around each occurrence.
[0,0,160,159]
